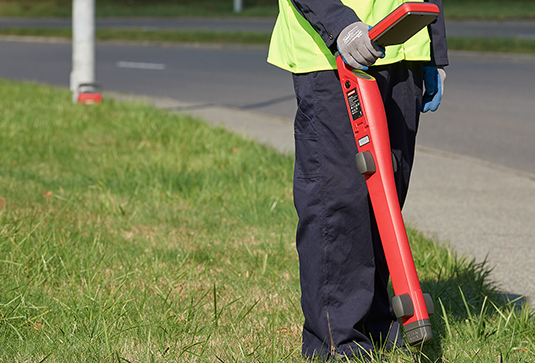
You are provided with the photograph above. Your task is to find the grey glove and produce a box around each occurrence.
[337,21,384,70]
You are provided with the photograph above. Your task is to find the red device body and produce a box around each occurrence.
[336,2,439,346]
[369,2,440,47]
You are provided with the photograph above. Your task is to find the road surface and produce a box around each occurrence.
[1,33,534,301]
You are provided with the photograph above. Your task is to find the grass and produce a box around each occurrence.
[444,0,535,20]
[3,0,535,55]
[1,79,535,362]
[0,0,278,18]
[2,28,535,56]
[1,0,535,19]
[0,27,273,46]
[0,79,298,362]
[447,37,535,54]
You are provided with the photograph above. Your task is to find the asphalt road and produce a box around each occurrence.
[2,39,535,175]
[1,22,534,300]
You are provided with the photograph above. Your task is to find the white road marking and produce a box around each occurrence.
[116,61,166,70]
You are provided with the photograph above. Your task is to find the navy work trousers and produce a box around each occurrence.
[292,61,423,359]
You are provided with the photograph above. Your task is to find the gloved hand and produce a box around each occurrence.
[422,66,446,113]
[337,21,384,71]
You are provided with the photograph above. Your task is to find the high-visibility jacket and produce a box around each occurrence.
[268,0,432,73]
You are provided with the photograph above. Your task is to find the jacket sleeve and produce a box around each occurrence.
[290,0,449,65]
[426,0,449,67]
[290,0,360,50]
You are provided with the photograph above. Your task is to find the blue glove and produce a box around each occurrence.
[422,66,446,113]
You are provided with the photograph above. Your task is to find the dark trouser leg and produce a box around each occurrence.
[292,61,423,359]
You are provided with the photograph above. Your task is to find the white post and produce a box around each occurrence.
[233,0,242,13]
[70,0,96,103]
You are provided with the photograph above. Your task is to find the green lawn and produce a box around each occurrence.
[2,0,535,55]
[1,0,535,19]
[0,27,273,46]
[1,79,534,362]
[2,28,535,56]
[445,0,535,20]
[0,0,276,17]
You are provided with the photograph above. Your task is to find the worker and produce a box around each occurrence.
[267,0,448,360]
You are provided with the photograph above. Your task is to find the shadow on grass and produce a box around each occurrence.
[412,235,532,362]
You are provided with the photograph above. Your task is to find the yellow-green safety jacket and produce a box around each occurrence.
[268,0,432,73]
